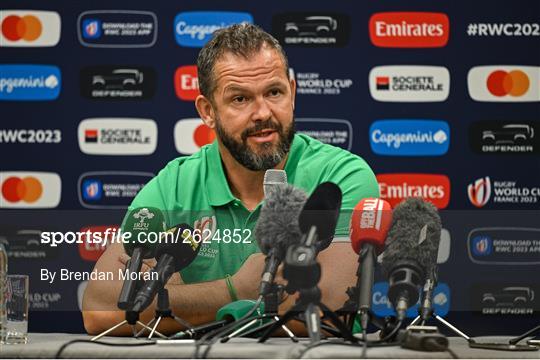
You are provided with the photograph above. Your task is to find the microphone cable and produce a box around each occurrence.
[193,296,263,359]
[55,339,156,359]
[295,319,403,359]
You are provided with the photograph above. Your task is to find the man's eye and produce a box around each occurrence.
[233,96,246,103]
[269,89,282,97]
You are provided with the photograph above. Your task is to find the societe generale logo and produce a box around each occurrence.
[368,66,450,102]
[377,173,450,209]
[174,65,200,101]
[0,10,61,47]
[174,118,216,154]
[467,176,491,208]
[467,66,540,102]
[369,12,449,48]
[0,171,61,208]
[78,118,158,155]
[78,225,118,261]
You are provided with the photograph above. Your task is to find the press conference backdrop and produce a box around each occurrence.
[0,0,539,334]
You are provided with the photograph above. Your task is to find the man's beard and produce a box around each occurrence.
[215,117,295,171]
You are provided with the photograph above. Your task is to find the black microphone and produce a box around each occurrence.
[117,207,165,310]
[131,224,200,312]
[381,198,441,321]
[255,183,307,297]
[298,182,342,253]
[283,182,342,293]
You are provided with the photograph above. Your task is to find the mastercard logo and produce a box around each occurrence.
[0,10,61,47]
[486,70,529,97]
[174,118,216,154]
[468,66,540,102]
[194,123,216,148]
[2,176,43,203]
[2,15,42,41]
[0,172,61,208]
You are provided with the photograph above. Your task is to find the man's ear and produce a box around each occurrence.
[195,95,216,129]
[289,77,296,111]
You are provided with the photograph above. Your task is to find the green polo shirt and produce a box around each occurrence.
[123,134,379,284]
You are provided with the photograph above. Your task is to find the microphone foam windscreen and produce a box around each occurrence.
[299,182,342,251]
[381,198,442,277]
[255,183,308,255]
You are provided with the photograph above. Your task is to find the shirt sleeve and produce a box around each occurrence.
[120,159,182,231]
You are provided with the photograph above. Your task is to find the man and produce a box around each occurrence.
[82,24,379,335]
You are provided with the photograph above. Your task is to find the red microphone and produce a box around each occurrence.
[349,198,393,332]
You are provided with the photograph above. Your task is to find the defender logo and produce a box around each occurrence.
[272,13,350,47]
[80,66,155,100]
[470,121,538,155]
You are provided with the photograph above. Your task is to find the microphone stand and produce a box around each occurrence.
[135,287,193,340]
[258,226,355,344]
[509,324,540,345]
[409,271,472,342]
[220,283,298,342]
[91,266,167,341]
[337,286,390,336]
[91,309,166,341]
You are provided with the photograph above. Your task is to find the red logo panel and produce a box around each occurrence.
[369,12,449,48]
[78,225,119,261]
[377,173,451,209]
[174,65,200,101]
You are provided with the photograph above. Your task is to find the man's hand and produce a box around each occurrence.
[232,253,287,300]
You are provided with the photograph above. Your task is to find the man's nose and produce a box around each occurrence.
[251,96,272,122]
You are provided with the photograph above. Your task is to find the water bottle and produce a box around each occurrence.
[0,243,7,344]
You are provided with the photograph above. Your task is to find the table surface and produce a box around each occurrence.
[0,333,538,359]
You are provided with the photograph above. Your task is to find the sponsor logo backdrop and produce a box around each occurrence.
[0,0,538,334]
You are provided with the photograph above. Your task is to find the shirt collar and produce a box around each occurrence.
[205,141,236,207]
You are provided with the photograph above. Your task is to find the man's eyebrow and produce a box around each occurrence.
[223,80,288,95]
[223,85,248,95]
[266,80,288,89]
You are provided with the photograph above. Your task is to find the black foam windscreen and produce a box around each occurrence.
[381,198,442,278]
[298,182,342,251]
[255,183,308,255]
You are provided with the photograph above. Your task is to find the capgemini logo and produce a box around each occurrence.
[433,130,448,144]
[468,176,491,208]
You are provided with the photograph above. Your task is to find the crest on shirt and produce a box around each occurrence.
[193,215,219,259]
[194,215,217,236]
[193,215,218,258]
